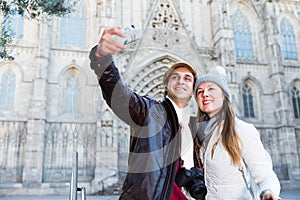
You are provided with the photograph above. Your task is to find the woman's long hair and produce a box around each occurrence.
[197,96,242,167]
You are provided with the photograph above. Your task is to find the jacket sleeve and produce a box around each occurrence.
[89,45,149,126]
[237,119,281,196]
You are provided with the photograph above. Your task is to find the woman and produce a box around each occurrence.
[192,66,281,200]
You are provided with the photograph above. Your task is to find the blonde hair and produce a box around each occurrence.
[197,97,242,167]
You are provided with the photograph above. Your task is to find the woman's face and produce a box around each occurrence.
[195,82,225,118]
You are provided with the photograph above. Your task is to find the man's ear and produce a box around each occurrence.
[164,85,168,92]
[163,86,168,97]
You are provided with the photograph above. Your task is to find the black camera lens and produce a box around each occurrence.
[175,167,207,200]
[189,184,207,199]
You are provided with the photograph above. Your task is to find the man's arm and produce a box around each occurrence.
[89,45,114,78]
[89,27,150,126]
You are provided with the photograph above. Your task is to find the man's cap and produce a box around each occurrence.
[163,62,198,86]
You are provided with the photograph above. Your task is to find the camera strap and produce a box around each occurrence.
[239,158,260,200]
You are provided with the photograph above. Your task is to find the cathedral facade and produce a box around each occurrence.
[0,0,299,196]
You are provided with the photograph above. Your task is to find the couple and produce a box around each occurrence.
[89,27,281,200]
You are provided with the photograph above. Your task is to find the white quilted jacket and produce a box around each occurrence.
[200,118,281,200]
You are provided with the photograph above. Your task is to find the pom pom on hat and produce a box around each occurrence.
[210,66,226,77]
[194,66,231,99]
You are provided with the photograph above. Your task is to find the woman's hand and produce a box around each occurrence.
[260,189,281,200]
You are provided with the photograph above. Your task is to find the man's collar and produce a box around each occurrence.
[166,96,189,109]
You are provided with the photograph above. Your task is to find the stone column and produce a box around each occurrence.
[22,16,50,187]
[209,0,235,67]
[208,0,238,108]
[91,106,119,193]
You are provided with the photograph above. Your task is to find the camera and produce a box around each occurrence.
[175,167,207,200]
[113,25,142,45]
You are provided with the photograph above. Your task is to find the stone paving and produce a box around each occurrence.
[0,189,299,200]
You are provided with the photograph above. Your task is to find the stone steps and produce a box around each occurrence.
[96,179,123,195]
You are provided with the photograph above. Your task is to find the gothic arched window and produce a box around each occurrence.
[280,18,298,60]
[64,75,79,113]
[232,11,254,59]
[291,86,300,118]
[4,13,24,39]
[242,83,255,118]
[60,0,86,46]
[0,70,16,110]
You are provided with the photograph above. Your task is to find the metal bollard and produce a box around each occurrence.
[77,187,86,200]
[69,152,86,200]
[69,152,78,200]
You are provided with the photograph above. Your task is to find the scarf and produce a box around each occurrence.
[196,116,218,151]
[167,96,194,169]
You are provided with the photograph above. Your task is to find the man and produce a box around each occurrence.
[89,27,200,199]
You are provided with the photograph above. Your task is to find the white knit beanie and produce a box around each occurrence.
[194,66,231,99]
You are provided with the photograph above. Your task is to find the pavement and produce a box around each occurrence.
[280,189,300,200]
[0,189,299,200]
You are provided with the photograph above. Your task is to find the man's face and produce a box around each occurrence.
[165,67,194,107]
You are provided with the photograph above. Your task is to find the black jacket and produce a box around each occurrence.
[89,46,199,200]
